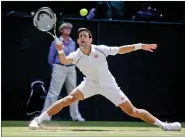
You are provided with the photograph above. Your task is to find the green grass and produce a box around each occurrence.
[2,121,185,137]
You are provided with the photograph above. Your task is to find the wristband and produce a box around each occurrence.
[134,43,142,50]
[58,50,64,54]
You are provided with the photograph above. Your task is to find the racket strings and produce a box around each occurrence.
[33,8,56,32]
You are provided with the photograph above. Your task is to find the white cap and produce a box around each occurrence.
[58,22,73,32]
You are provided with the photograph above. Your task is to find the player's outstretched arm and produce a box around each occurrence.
[118,43,157,54]
[56,43,73,64]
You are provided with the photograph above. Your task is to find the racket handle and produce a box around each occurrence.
[55,37,62,45]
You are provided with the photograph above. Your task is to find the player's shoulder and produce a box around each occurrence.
[93,44,108,57]
[93,44,108,50]
[93,44,105,48]
[70,48,80,55]
[68,48,82,62]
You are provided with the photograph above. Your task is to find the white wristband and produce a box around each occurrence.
[134,43,142,50]
[58,50,64,54]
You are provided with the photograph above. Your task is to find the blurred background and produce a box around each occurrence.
[1,1,185,122]
[2,1,185,21]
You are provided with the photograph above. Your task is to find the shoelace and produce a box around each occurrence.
[162,121,171,131]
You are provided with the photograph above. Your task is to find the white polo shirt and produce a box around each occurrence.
[68,44,119,87]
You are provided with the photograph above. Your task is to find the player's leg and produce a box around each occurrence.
[101,88,181,131]
[119,100,181,131]
[47,89,84,117]
[29,78,96,130]
[119,100,157,124]
[65,67,85,121]
[29,89,84,130]
[41,65,67,119]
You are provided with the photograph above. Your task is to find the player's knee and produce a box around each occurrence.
[63,95,77,106]
[128,107,140,118]
[68,95,77,103]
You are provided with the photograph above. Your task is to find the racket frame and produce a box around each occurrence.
[33,7,58,39]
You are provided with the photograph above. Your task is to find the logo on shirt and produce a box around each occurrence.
[94,54,98,59]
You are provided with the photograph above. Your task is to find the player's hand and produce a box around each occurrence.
[56,43,64,51]
[142,44,157,52]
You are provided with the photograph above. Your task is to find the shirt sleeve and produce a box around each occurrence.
[97,45,119,56]
[68,51,78,64]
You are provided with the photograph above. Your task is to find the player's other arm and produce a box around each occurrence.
[56,43,74,64]
[118,43,157,54]
[99,44,157,56]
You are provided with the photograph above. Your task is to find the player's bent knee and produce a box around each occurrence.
[127,107,140,118]
[58,89,83,108]
[62,95,77,106]
[69,89,84,100]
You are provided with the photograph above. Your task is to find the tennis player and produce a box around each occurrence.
[29,28,181,131]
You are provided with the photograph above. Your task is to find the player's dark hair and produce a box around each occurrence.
[77,28,92,38]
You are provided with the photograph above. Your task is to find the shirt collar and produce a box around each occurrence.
[91,44,96,53]
[79,44,96,56]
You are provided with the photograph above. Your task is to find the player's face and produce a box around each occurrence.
[61,26,71,35]
[77,31,92,49]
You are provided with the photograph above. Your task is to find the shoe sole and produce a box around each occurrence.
[29,126,38,130]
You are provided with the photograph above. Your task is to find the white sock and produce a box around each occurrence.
[37,111,50,124]
[154,119,165,128]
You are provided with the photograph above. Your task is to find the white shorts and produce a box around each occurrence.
[75,78,129,106]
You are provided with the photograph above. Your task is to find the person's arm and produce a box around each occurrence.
[118,43,157,54]
[48,41,57,67]
[97,43,157,56]
[56,43,76,64]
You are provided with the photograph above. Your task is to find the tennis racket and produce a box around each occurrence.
[33,7,61,44]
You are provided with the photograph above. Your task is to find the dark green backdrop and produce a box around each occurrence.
[2,16,185,122]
